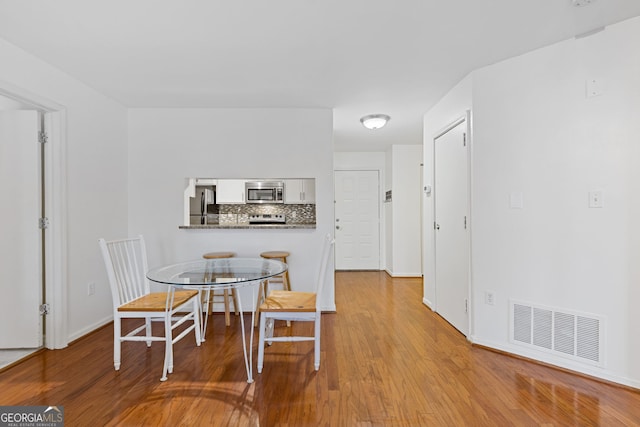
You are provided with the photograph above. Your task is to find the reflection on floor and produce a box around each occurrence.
[0,349,38,369]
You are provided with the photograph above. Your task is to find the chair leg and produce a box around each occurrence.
[161,314,172,382]
[113,317,121,371]
[266,318,275,345]
[254,280,267,327]
[145,318,153,347]
[314,312,321,371]
[223,289,231,326]
[231,289,239,316]
[257,313,267,374]
[193,298,202,346]
[283,270,291,291]
[201,287,211,339]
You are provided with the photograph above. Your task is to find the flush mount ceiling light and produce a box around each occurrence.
[360,114,390,130]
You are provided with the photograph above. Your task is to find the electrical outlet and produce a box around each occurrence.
[484,291,495,305]
[88,282,96,296]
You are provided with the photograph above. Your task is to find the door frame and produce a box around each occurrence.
[333,167,384,271]
[0,81,68,350]
[432,111,473,339]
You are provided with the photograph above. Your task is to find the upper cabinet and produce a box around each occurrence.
[195,178,217,186]
[216,179,245,204]
[284,179,316,204]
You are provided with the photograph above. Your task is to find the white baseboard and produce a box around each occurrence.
[471,336,640,390]
[67,315,113,343]
[422,297,435,310]
[385,269,422,278]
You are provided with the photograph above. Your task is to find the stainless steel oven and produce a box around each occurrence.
[245,181,284,204]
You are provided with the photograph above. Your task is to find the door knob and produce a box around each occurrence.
[436,224,440,230]
[336,225,340,230]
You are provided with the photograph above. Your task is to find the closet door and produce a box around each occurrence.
[434,119,470,336]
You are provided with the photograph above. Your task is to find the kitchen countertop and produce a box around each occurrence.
[179,223,316,230]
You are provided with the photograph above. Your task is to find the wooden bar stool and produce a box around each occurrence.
[202,251,238,328]
[255,251,291,326]
[260,251,291,291]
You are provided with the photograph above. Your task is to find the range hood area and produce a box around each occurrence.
[182,177,316,229]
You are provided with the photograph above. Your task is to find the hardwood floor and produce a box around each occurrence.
[1,271,639,426]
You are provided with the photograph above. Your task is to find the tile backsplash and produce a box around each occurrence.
[218,204,315,225]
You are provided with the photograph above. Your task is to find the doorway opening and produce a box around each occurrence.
[0,85,68,368]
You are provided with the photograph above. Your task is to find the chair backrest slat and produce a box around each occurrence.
[99,235,150,308]
[125,238,145,298]
[314,233,335,312]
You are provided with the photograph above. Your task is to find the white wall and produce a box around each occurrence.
[388,145,423,277]
[127,108,335,310]
[334,151,386,271]
[0,38,128,343]
[424,16,640,387]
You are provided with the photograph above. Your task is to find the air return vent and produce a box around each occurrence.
[510,300,604,367]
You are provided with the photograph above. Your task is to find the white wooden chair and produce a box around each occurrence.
[98,236,201,381]
[257,233,334,373]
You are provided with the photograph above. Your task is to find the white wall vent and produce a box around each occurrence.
[509,300,604,367]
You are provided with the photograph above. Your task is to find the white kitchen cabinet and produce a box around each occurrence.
[216,179,245,204]
[195,178,217,186]
[284,179,315,204]
[301,178,316,203]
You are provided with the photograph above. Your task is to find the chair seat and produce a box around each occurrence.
[260,290,316,312]
[118,290,199,312]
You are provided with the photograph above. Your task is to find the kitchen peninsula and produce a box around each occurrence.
[180,178,316,230]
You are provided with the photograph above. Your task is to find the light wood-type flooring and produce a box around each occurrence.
[1,271,639,426]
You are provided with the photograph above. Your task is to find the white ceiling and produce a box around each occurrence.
[1,0,639,151]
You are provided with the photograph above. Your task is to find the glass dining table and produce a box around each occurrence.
[146,257,287,383]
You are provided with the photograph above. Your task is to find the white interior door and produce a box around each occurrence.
[0,110,43,348]
[334,170,380,270]
[434,119,469,336]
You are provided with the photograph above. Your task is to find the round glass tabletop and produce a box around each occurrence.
[146,258,287,287]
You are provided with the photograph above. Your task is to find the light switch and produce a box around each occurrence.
[589,191,603,208]
[509,192,523,209]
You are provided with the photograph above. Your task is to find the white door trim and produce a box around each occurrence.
[0,81,68,350]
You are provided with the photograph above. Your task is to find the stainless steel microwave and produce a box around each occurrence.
[245,181,284,204]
